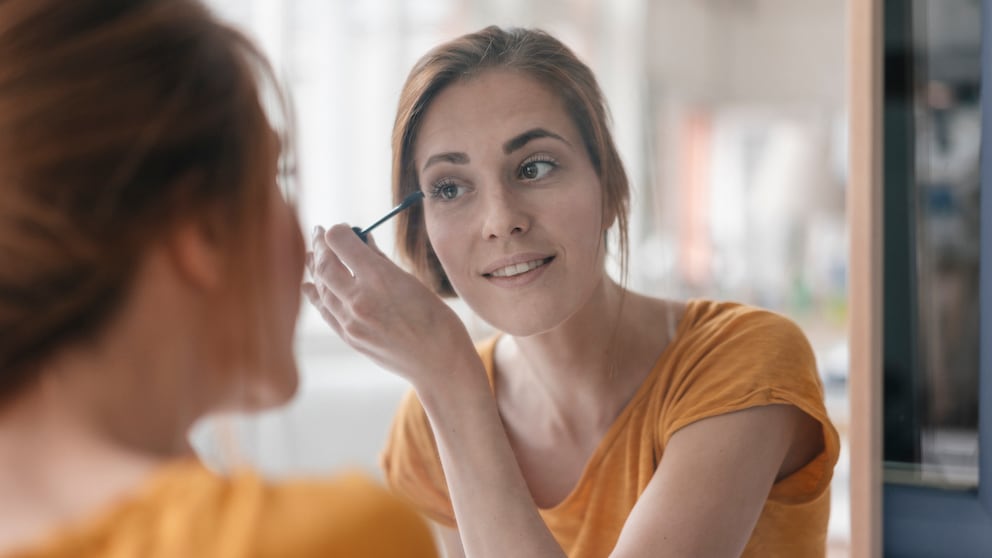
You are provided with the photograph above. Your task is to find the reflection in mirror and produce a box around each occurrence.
[201,0,851,553]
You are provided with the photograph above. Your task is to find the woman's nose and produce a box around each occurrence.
[480,185,530,240]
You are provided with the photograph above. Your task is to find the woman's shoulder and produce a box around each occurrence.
[676,298,811,349]
[652,298,821,405]
[8,461,436,558]
[682,298,797,325]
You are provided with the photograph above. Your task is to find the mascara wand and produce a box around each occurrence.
[351,191,425,243]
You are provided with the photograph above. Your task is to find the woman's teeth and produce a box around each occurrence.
[490,258,547,278]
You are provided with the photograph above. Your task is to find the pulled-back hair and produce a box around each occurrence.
[391,26,630,297]
[0,0,289,400]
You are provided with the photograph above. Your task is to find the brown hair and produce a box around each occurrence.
[0,0,290,401]
[391,26,630,297]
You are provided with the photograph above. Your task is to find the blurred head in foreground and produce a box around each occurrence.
[0,0,305,453]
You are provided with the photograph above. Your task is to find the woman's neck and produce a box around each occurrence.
[512,276,625,375]
[0,308,209,552]
[0,243,242,554]
[0,376,177,554]
[496,278,676,434]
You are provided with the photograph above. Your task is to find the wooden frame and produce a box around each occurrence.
[848,0,883,556]
[852,1,992,556]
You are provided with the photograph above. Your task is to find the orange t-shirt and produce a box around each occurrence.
[381,299,841,557]
[7,462,437,558]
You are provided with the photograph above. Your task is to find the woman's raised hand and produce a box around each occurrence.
[302,224,479,389]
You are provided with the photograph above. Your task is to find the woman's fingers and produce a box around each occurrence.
[312,226,358,291]
[364,232,388,259]
[305,224,382,342]
[304,222,480,386]
[305,250,315,279]
[302,281,344,336]
[307,222,462,377]
[323,224,380,280]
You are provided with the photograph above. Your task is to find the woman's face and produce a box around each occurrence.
[414,70,609,336]
[253,178,304,405]
[221,162,304,412]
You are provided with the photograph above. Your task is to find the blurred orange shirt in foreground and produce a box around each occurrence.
[7,461,436,558]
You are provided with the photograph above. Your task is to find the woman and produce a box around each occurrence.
[306,26,839,558]
[0,1,435,556]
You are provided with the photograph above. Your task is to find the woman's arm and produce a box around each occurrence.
[436,525,466,558]
[415,358,566,558]
[305,224,565,558]
[420,379,819,558]
[305,224,822,558]
[611,404,822,557]
[426,404,819,558]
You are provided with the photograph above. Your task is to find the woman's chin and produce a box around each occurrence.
[475,302,576,338]
[236,364,300,412]
[262,366,300,407]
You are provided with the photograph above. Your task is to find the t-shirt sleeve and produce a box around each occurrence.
[379,389,456,527]
[659,304,841,504]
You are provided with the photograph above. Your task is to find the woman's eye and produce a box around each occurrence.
[430,181,463,200]
[519,160,555,181]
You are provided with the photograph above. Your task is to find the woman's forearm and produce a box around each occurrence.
[416,364,566,558]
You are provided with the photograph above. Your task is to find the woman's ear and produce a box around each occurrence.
[166,218,226,291]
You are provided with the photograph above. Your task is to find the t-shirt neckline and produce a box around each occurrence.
[478,299,702,513]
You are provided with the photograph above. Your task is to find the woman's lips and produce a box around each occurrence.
[486,257,553,278]
[482,256,555,286]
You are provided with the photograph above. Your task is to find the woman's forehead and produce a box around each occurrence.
[414,71,580,160]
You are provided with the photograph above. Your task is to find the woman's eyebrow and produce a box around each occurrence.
[503,128,570,154]
[422,151,469,172]
[420,128,568,172]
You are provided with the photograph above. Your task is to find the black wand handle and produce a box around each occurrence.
[352,191,425,243]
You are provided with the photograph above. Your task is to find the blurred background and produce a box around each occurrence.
[193,0,851,555]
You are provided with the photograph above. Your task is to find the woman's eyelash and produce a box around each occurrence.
[428,178,460,199]
[425,155,558,199]
[518,155,559,180]
[523,154,557,166]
